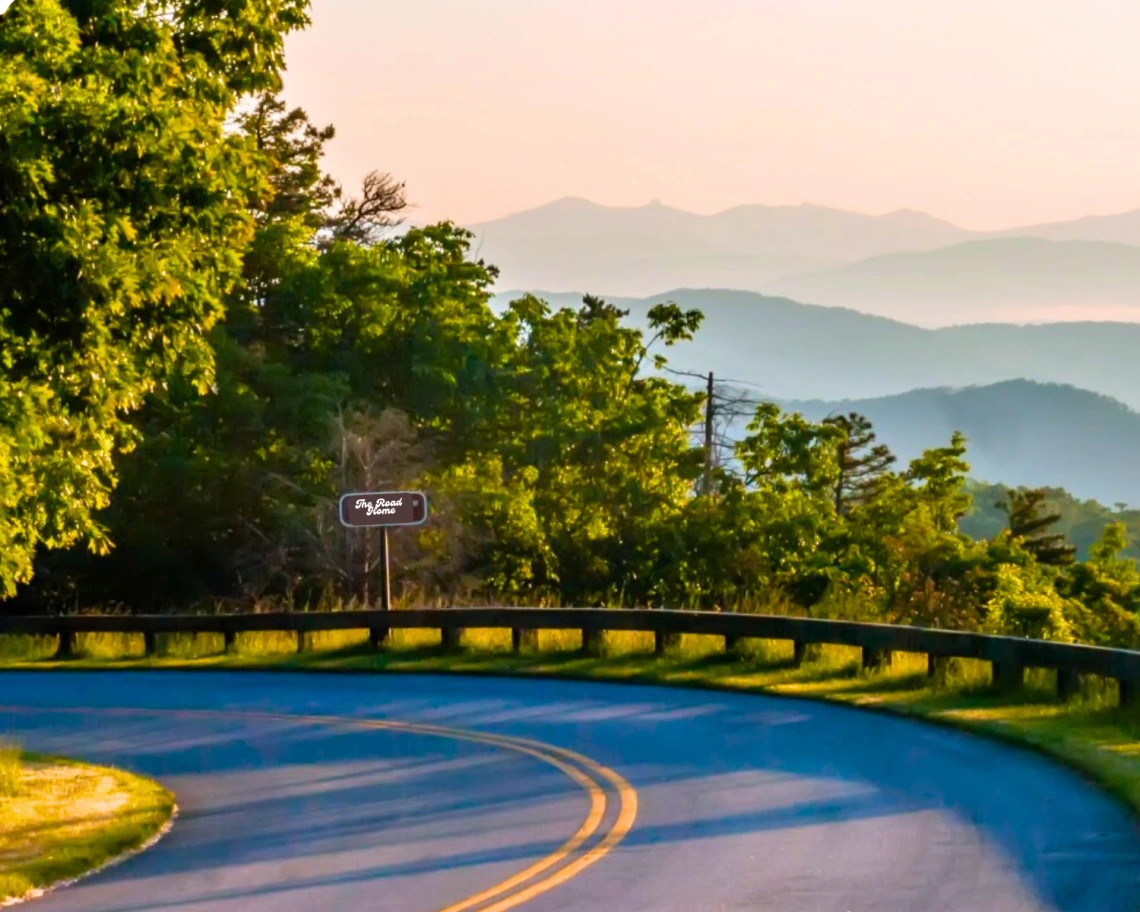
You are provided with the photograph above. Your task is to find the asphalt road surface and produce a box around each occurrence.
[2,670,1139,912]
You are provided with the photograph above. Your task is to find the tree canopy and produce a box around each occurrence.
[0,0,309,594]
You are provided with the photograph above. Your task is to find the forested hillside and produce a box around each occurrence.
[3,0,1140,658]
[777,381,1140,507]
[491,289,1140,410]
[961,482,1140,563]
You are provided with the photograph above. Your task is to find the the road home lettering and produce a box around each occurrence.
[339,491,428,527]
[357,495,404,516]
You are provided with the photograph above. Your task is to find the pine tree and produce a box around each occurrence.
[822,413,896,514]
[1001,488,1077,566]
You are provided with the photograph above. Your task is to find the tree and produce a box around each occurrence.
[326,170,408,246]
[982,563,1074,641]
[458,293,705,604]
[1058,522,1140,647]
[904,431,971,533]
[822,412,896,514]
[0,0,310,596]
[735,404,842,498]
[1000,488,1077,566]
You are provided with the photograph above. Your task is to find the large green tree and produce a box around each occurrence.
[0,0,309,595]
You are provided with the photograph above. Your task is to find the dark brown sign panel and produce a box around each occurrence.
[339,491,428,528]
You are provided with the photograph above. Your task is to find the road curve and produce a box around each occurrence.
[1,670,1139,912]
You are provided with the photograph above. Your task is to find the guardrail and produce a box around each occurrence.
[1,607,1137,706]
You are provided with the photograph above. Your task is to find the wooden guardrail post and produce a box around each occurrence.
[297,630,314,653]
[862,647,893,672]
[1119,678,1139,709]
[1056,668,1081,701]
[582,628,604,657]
[441,626,462,650]
[143,631,158,657]
[511,628,538,653]
[724,635,740,654]
[793,641,821,667]
[54,631,77,660]
[223,630,237,654]
[991,658,1024,693]
[369,625,389,649]
[927,655,959,683]
[655,632,682,656]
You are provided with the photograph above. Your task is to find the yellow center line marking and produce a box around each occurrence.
[0,704,638,912]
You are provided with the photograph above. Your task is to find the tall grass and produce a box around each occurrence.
[0,742,22,797]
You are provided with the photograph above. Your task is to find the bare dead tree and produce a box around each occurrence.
[660,367,775,491]
[232,518,299,612]
[325,170,409,246]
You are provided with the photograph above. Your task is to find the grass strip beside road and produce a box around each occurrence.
[4,626,1140,824]
[0,747,174,904]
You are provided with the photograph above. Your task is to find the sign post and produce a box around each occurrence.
[339,491,429,643]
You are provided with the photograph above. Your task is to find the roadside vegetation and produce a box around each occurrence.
[0,745,174,903]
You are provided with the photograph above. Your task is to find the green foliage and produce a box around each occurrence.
[982,563,1074,642]
[0,0,309,596]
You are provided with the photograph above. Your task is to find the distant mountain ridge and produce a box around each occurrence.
[489,288,1140,411]
[468,198,976,296]
[766,238,1140,326]
[770,380,1140,508]
[469,199,1140,325]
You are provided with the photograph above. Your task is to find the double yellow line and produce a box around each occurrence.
[0,704,638,912]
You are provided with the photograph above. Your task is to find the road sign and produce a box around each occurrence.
[339,491,428,528]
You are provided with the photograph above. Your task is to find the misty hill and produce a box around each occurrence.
[773,381,1140,508]
[993,209,1140,246]
[468,198,976,296]
[766,238,1140,325]
[490,288,1140,410]
[468,199,1140,322]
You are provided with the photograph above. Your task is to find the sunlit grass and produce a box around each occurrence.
[0,751,174,903]
[0,741,21,798]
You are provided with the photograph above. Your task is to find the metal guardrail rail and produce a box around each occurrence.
[1,607,1137,705]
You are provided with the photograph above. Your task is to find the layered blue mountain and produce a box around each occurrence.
[472,200,1140,325]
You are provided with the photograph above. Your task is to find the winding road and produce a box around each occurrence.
[2,670,1139,911]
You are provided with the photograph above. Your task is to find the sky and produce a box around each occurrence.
[281,0,1140,230]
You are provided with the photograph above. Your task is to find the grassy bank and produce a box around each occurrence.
[2,626,1139,821]
[0,743,175,904]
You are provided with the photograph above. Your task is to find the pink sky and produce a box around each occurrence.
[281,0,1140,230]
